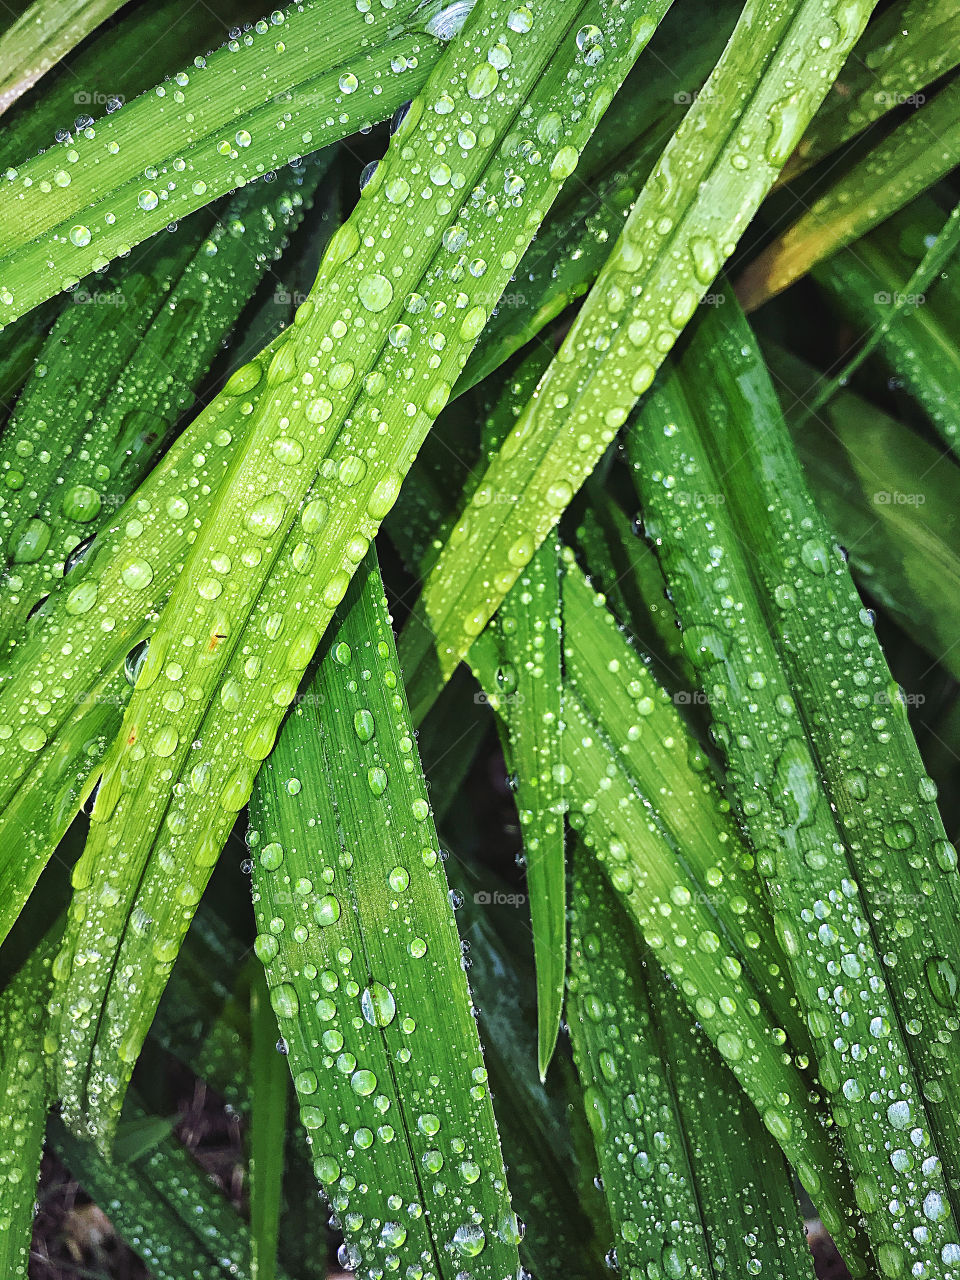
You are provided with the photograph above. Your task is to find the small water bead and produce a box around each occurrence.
[338,72,358,94]
[121,557,154,589]
[69,225,92,247]
[358,273,394,311]
[368,766,388,795]
[926,957,958,1009]
[272,436,304,465]
[351,1069,377,1096]
[361,982,397,1027]
[270,982,300,1019]
[575,23,604,62]
[466,62,498,99]
[314,894,341,926]
[507,4,533,30]
[245,492,286,537]
[124,639,150,686]
[453,1224,486,1257]
[260,842,284,871]
[138,189,159,211]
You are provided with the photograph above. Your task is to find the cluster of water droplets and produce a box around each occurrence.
[405,0,875,702]
[247,562,520,1277]
[630,320,960,1275]
[0,168,311,644]
[0,0,444,325]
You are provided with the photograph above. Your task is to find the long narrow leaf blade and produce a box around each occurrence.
[249,548,520,1279]
[399,0,879,719]
[569,846,816,1280]
[627,292,960,1273]
[47,0,660,1145]
[737,78,960,309]
[0,0,442,324]
[250,966,288,1280]
[0,938,53,1278]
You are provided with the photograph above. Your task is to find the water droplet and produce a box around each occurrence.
[361,982,397,1026]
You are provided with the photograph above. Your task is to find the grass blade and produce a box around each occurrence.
[779,0,960,184]
[737,78,960,310]
[569,847,816,1280]
[807,198,960,453]
[248,547,520,1279]
[250,966,288,1280]
[464,555,864,1262]
[0,0,265,170]
[46,0,658,1145]
[0,0,442,325]
[0,0,126,117]
[51,1100,281,1280]
[769,341,960,680]
[486,533,565,1079]
[440,843,611,1279]
[1,161,321,641]
[398,0,879,719]
[628,292,960,1273]
[0,937,53,1279]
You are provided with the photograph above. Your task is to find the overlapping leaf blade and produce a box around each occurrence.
[0,0,444,324]
[779,0,960,184]
[0,935,53,1278]
[46,0,662,1145]
[628,291,960,1273]
[569,847,816,1280]
[248,548,520,1279]
[1,160,323,642]
[398,0,879,720]
[738,78,960,309]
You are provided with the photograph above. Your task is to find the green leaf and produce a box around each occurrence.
[45,0,660,1145]
[572,480,693,690]
[0,936,53,1279]
[487,534,566,1080]
[808,198,960,453]
[465,553,863,1259]
[52,1099,279,1280]
[248,547,520,1280]
[779,0,960,184]
[475,360,566,1080]
[250,965,288,1280]
[1,159,324,643]
[0,0,445,325]
[0,0,257,171]
[737,78,960,309]
[0,0,126,117]
[628,291,960,1273]
[569,847,816,1280]
[437,820,611,1279]
[399,0,879,719]
[768,341,960,681]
